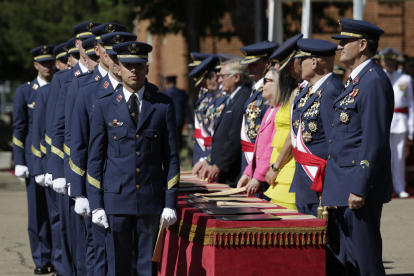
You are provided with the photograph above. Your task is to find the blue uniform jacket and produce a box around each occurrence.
[13,79,38,172]
[193,90,212,164]
[210,85,251,186]
[291,74,344,205]
[32,83,52,176]
[322,60,394,206]
[46,64,80,175]
[163,85,190,127]
[87,83,180,216]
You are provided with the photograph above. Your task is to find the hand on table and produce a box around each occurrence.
[207,165,221,182]
[199,165,210,180]
[74,196,91,217]
[237,174,250,188]
[161,208,177,227]
[15,165,30,178]
[45,173,53,187]
[35,174,46,187]
[53,178,67,194]
[192,160,207,176]
[92,208,109,228]
[246,178,261,196]
[348,193,365,210]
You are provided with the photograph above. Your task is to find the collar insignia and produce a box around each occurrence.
[145,91,151,99]
[353,77,359,85]
[129,43,139,54]
[108,119,124,127]
[95,75,100,81]
[117,94,122,102]
[27,102,35,109]
[104,81,109,89]
[41,46,49,54]
[106,24,115,33]
[74,70,80,76]
[32,84,38,90]
[114,35,124,44]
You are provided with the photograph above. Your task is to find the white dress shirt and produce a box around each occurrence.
[310,72,332,94]
[123,85,145,120]
[79,60,88,73]
[350,58,373,80]
[98,64,108,77]
[36,76,48,87]
[108,72,122,91]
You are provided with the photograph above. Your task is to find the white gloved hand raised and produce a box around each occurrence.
[53,177,67,194]
[67,183,71,197]
[161,208,177,227]
[92,208,109,228]
[35,174,46,187]
[15,165,30,178]
[45,173,53,187]
[74,196,91,217]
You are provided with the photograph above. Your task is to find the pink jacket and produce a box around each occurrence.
[243,106,280,182]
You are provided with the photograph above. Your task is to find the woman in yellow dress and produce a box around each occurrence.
[264,69,300,210]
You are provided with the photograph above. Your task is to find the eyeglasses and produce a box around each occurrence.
[263,78,273,85]
[218,74,231,80]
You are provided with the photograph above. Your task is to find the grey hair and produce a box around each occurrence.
[223,59,250,85]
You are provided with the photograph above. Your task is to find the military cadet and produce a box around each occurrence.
[237,42,277,196]
[379,47,413,198]
[322,19,393,275]
[13,45,55,274]
[163,75,190,151]
[288,39,344,217]
[54,43,69,71]
[71,30,136,276]
[201,59,251,186]
[86,41,179,276]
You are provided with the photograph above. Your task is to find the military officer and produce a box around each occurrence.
[323,19,393,275]
[379,48,413,198]
[86,41,179,276]
[289,39,344,217]
[13,45,55,274]
[238,42,278,196]
[54,43,69,71]
[70,30,136,276]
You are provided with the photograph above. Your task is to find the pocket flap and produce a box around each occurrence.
[143,129,159,138]
[103,179,121,193]
[337,154,357,168]
[108,127,128,140]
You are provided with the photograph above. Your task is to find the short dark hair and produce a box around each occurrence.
[366,39,378,57]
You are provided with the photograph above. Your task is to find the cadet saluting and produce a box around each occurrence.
[87,41,180,275]
[323,19,393,275]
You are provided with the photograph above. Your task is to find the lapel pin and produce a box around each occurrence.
[95,75,100,81]
[145,91,151,99]
[353,77,359,85]
[104,81,109,89]
[108,119,124,127]
[117,94,122,102]
[75,70,80,76]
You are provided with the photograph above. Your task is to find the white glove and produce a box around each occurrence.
[68,183,71,197]
[92,208,109,228]
[45,173,53,187]
[161,208,177,227]
[74,196,91,217]
[35,174,46,187]
[53,177,67,194]
[15,165,30,178]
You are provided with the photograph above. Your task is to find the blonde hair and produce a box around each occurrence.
[267,68,282,107]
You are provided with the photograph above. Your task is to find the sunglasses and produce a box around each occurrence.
[263,78,273,85]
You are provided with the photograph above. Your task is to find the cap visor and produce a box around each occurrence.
[105,49,117,55]
[118,57,148,63]
[36,57,56,62]
[77,34,95,39]
[240,58,260,65]
[331,35,355,40]
[96,39,103,44]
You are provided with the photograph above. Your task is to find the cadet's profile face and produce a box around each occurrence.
[118,61,149,91]
[206,72,219,92]
[70,53,80,67]
[55,58,68,71]
[76,38,87,59]
[300,57,316,81]
[247,59,266,82]
[97,43,108,69]
[87,54,100,71]
[108,55,119,77]
[284,58,302,82]
[34,59,55,80]
[338,38,361,64]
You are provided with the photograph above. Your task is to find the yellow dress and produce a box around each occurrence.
[264,103,297,210]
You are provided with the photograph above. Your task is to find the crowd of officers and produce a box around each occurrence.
[11,18,411,276]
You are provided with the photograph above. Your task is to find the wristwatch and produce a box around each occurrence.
[271,164,281,172]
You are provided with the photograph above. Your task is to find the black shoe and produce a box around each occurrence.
[34,266,49,275]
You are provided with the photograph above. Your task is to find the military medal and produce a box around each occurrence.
[215,103,225,118]
[302,131,312,143]
[27,102,35,109]
[308,122,318,132]
[339,112,349,123]
[297,87,313,108]
[32,84,38,90]
[340,89,359,106]
[108,119,124,127]
[304,101,321,118]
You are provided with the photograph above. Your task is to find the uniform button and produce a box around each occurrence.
[329,140,332,144]
[352,160,355,164]
[193,141,195,144]
[328,155,331,160]
[335,108,337,112]
[257,156,260,159]
[136,168,140,173]
[136,184,140,190]
[114,136,117,140]
[332,124,334,128]
[293,110,296,114]
[136,135,140,139]
[105,188,107,191]
[154,135,157,138]
[136,151,141,156]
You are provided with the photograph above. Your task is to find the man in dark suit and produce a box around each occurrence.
[162,75,189,151]
[323,19,393,275]
[87,41,180,276]
[201,59,251,186]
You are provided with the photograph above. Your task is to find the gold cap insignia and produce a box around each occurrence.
[129,43,139,53]
[114,35,124,44]
[42,46,49,54]
[241,49,247,56]
[106,24,116,33]
[86,23,94,31]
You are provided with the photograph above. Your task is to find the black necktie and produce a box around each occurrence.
[115,83,122,91]
[129,94,139,126]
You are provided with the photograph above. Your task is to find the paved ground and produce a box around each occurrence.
[0,171,413,275]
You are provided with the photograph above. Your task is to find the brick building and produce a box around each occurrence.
[135,0,414,91]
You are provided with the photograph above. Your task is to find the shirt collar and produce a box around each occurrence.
[311,72,332,93]
[123,85,145,103]
[229,85,242,100]
[108,72,122,90]
[78,60,88,73]
[350,58,373,80]
[253,78,264,91]
[98,64,108,77]
[36,75,48,87]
